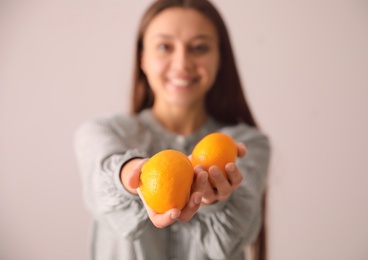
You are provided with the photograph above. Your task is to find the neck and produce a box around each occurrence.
[152,103,207,136]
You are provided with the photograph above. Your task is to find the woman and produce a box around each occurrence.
[75,0,270,259]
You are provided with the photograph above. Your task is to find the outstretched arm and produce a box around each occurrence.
[74,117,151,239]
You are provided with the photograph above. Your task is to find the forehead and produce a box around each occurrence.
[144,7,218,41]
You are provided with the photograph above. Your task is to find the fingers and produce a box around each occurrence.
[225,162,243,188]
[236,142,247,158]
[194,164,216,204]
[202,182,217,204]
[203,164,244,203]
[193,164,204,174]
[150,209,181,228]
[178,169,208,222]
[137,188,180,228]
[127,158,148,189]
[208,166,232,200]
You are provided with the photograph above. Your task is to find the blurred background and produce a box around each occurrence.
[1,0,367,259]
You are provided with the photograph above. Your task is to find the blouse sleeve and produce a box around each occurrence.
[189,125,271,259]
[73,115,150,240]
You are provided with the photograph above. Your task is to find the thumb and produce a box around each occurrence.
[128,158,148,189]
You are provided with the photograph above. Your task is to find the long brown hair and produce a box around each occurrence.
[131,2,266,258]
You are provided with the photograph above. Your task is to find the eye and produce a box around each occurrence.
[189,44,209,54]
[158,43,172,52]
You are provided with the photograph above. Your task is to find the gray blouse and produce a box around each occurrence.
[74,109,270,260]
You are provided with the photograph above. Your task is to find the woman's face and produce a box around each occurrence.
[141,7,220,109]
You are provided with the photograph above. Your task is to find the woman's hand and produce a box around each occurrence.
[121,158,147,195]
[122,158,208,228]
[201,142,247,205]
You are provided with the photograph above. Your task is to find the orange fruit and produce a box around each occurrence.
[139,149,194,214]
[191,132,237,177]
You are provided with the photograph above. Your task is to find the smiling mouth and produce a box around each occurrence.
[169,78,198,88]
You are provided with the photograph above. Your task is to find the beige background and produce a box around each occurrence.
[1,0,367,259]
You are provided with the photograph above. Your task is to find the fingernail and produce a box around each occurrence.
[213,168,220,176]
[227,164,235,173]
[194,196,202,204]
[171,211,180,219]
[194,164,204,174]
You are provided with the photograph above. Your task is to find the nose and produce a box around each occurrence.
[171,46,192,72]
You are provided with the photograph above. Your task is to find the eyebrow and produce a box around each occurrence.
[152,33,215,41]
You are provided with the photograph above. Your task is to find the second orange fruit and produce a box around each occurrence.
[191,132,237,177]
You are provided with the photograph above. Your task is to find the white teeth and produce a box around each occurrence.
[171,78,190,87]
